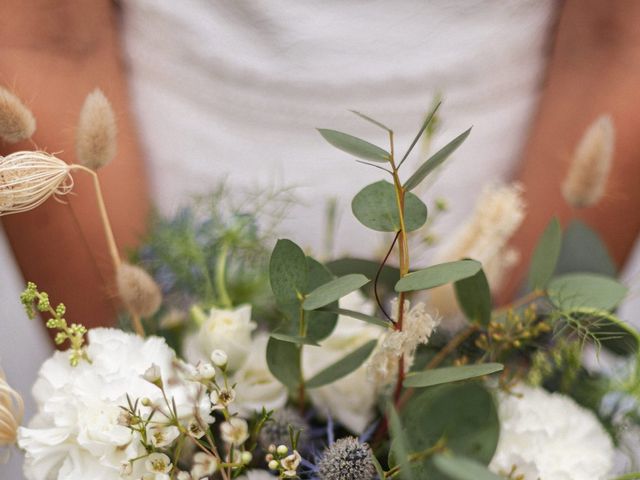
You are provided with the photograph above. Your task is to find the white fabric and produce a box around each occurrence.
[120,0,556,257]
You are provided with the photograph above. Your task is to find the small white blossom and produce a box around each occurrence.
[220,418,249,445]
[176,472,191,480]
[191,452,218,478]
[145,452,172,474]
[148,425,180,448]
[281,450,301,477]
[210,387,236,410]
[186,418,207,439]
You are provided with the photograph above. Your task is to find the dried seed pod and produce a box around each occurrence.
[116,263,162,318]
[0,151,73,215]
[0,368,24,452]
[76,89,117,170]
[562,115,614,208]
[0,86,36,143]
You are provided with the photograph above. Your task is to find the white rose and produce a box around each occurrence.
[197,305,256,371]
[303,291,384,434]
[231,334,288,417]
[238,471,274,480]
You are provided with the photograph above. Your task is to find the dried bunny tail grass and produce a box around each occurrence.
[0,151,73,215]
[430,184,526,318]
[0,368,24,449]
[562,115,614,208]
[116,262,162,329]
[0,87,36,144]
[76,89,117,170]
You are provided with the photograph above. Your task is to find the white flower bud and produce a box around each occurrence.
[195,362,216,381]
[210,349,228,368]
[142,363,162,387]
[268,460,279,470]
[241,451,253,464]
[276,444,288,455]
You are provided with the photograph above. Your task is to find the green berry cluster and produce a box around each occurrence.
[20,281,90,366]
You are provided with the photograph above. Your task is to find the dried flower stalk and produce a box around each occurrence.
[562,115,614,208]
[0,87,36,144]
[0,368,23,457]
[431,184,526,318]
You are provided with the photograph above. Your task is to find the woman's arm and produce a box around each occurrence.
[0,1,150,329]
[501,0,640,302]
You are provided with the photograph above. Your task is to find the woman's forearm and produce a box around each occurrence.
[0,1,150,329]
[501,0,640,302]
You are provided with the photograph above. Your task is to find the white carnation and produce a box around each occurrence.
[490,384,614,480]
[18,329,209,480]
[231,334,287,417]
[196,305,256,371]
[303,292,384,434]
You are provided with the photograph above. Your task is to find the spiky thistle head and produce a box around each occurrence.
[0,86,36,143]
[76,89,117,170]
[317,437,376,480]
[259,408,309,451]
[0,367,24,454]
[0,151,73,215]
[562,115,614,208]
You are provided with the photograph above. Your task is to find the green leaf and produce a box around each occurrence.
[318,129,390,162]
[304,257,339,341]
[306,339,377,389]
[370,454,386,480]
[389,405,415,480]
[556,219,616,277]
[396,260,481,292]
[403,363,503,388]
[349,110,392,132]
[402,383,499,479]
[266,336,301,390]
[528,217,563,290]
[269,239,308,306]
[398,101,441,166]
[303,274,370,310]
[269,333,320,346]
[454,267,491,325]
[404,128,471,191]
[433,454,503,480]
[352,180,428,232]
[327,257,400,292]
[319,306,392,328]
[548,273,627,310]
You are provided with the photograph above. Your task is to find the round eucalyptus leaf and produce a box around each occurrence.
[402,383,499,478]
[352,180,428,232]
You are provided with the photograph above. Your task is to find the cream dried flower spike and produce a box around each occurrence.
[0,367,23,463]
[0,87,160,337]
[562,115,615,208]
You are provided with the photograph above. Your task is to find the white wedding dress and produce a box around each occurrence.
[3,0,640,476]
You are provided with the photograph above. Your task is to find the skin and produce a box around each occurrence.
[0,0,638,331]
[500,0,640,303]
[0,1,150,331]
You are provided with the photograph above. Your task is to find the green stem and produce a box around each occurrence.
[611,474,640,480]
[298,306,307,412]
[215,240,232,308]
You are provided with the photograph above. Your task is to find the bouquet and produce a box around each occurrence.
[0,84,637,480]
